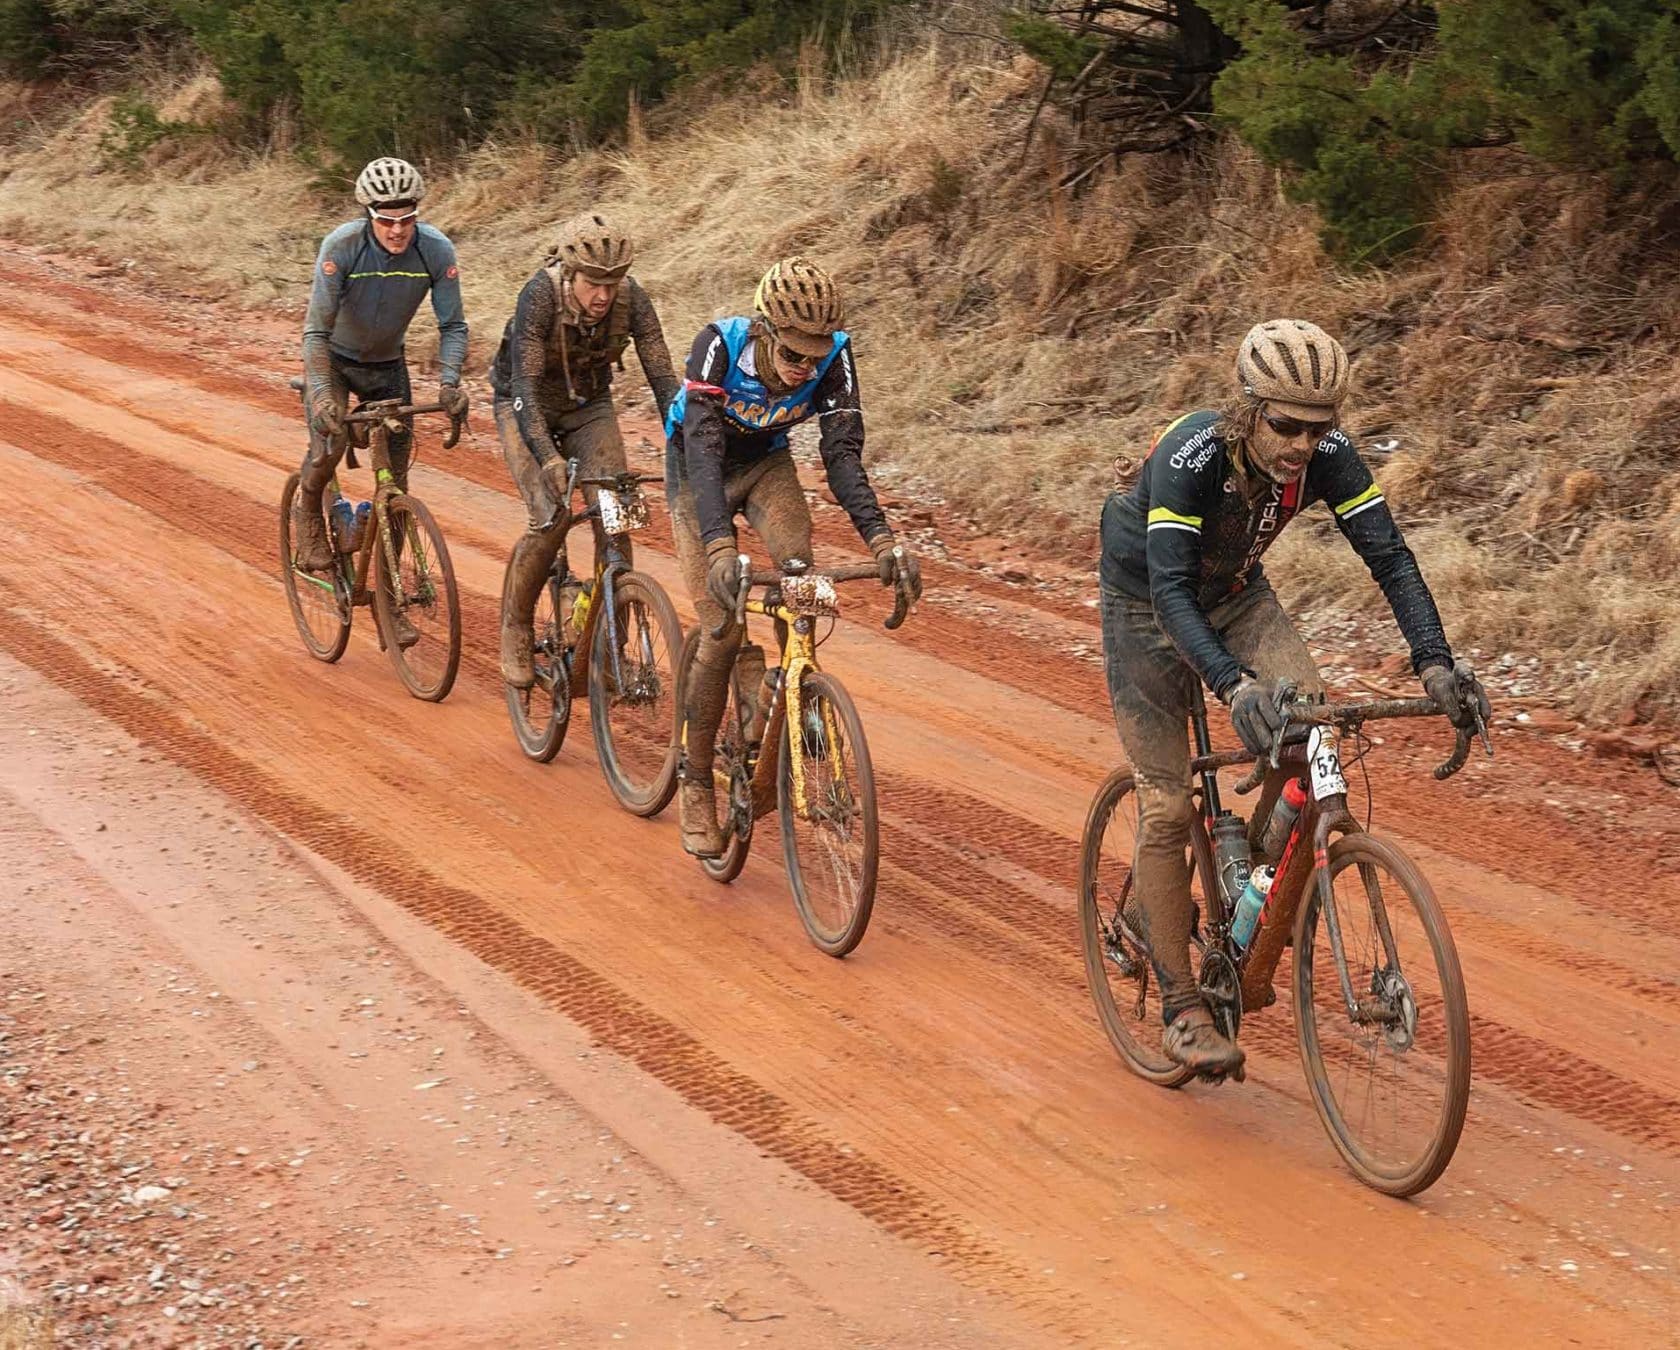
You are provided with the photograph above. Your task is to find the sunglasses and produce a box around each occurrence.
[775,340,826,369]
[368,207,419,227]
[1262,408,1336,441]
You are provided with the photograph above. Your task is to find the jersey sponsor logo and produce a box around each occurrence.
[701,333,724,382]
[321,259,337,275]
[727,395,812,428]
[1168,423,1220,473]
[1236,475,1303,582]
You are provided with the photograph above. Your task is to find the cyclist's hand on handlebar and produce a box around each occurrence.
[309,390,343,439]
[704,538,741,617]
[539,457,569,503]
[869,532,922,602]
[1422,659,1491,731]
[438,381,469,420]
[1225,676,1287,757]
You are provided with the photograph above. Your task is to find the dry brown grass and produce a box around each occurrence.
[2,41,1678,720]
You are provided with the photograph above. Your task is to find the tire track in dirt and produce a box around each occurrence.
[0,593,1100,1346]
[9,399,1680,1161]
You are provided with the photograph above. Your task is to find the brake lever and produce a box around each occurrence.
[883,545,912,631]
[708,555,751,640]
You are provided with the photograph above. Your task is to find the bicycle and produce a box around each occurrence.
[676,554,913,957]
[279,380,464,702]
[1079,679,1491,1196]
[503,463,683,817]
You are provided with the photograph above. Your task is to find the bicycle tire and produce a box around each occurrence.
[676,627,751,883]
[1077,768,1198,1088]
[505,566,572,763]
[590,571,683,816]
[373,495,461,702]
[278,472,351,663]
[1293,831,1471,1197]
[778,671,877,958]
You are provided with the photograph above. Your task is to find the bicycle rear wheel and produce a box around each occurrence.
[505,567,573,763]
[778,671,876,957]
[374,495,461,702]
[1078,768,1223,1088]
[589,571,682,816]
[677,627,750,884]
[1294,832,1470,1197]
[278,472,351,663]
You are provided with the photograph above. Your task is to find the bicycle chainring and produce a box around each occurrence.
[1198,947,1242,1044]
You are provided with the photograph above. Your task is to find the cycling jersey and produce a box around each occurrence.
[666,317,886,546]
[302,220,468,398]
[488,270,678,465]
[1100,410,1451,697]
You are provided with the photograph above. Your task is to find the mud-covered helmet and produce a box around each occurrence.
[1236,319,1349,416]
[355,157,426,207]
[548,212,634,281]
[753,257,843,356]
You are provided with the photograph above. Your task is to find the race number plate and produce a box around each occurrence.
[1307,725,1348,801]
[597,488,649,536]
[780,574,840,617]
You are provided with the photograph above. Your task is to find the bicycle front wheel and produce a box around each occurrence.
[505,567,573,763]
[278,472,351,663]
[778,671,877,957]
[589,571,682,816]
[1078,768,1199,1089]
[374,495,461,702]
[1294,831,1471,1197]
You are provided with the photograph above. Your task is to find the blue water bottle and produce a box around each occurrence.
[1230,864,1276,952]
[329,499,356,552]
[352,501,371,550]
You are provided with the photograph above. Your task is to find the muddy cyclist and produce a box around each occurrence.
[1098,318,1491,1077]
[291,156,470,647]
[666,257,922,858]
[489,212,679,689]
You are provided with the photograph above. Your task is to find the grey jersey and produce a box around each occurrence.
[301,220,468,395]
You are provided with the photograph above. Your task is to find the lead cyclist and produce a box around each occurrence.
[1098,318,1491,1077]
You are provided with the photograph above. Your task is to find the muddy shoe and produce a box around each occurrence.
[679,779,726,859]
[500,615,535,689]
[1162,1006,1245,1078]
[292,504,335,572]
[389,605,421,650]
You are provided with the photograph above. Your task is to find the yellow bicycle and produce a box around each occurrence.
[677,557,911,957]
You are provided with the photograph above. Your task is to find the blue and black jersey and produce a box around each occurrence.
[1100,410,1451,697]
[667,317,886,546]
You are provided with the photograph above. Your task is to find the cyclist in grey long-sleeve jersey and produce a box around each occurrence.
[291,157,470,598]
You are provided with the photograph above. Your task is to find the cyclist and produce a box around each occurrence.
[666,257,921,858]
[490,212,679,688]
[292,156,470,644]
[1099,318,1490,1077]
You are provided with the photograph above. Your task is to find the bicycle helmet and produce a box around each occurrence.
[548,212,634,281]
[753,257,843,356]
[1236,319,1349,417]
[355,157,426,207]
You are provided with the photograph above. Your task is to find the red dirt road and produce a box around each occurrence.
[0,246,1676,1347]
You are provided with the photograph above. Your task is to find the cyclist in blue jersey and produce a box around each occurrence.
[291,157,470,607]
[666,257,921,857]
[1099,319,1490,1076]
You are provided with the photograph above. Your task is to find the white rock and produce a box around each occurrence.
[131,1186,172,1205]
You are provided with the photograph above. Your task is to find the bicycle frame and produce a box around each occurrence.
[1184,691,1484,1017]
[534,467,660,699]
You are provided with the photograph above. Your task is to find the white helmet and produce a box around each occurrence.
[355,157,426,207]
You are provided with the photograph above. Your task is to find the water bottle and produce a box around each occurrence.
[1231,864,1276,952]
[351,501,371,550]
[1259,777,1309,862]
[329,499,356,552]
[1209,812,1252,908]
